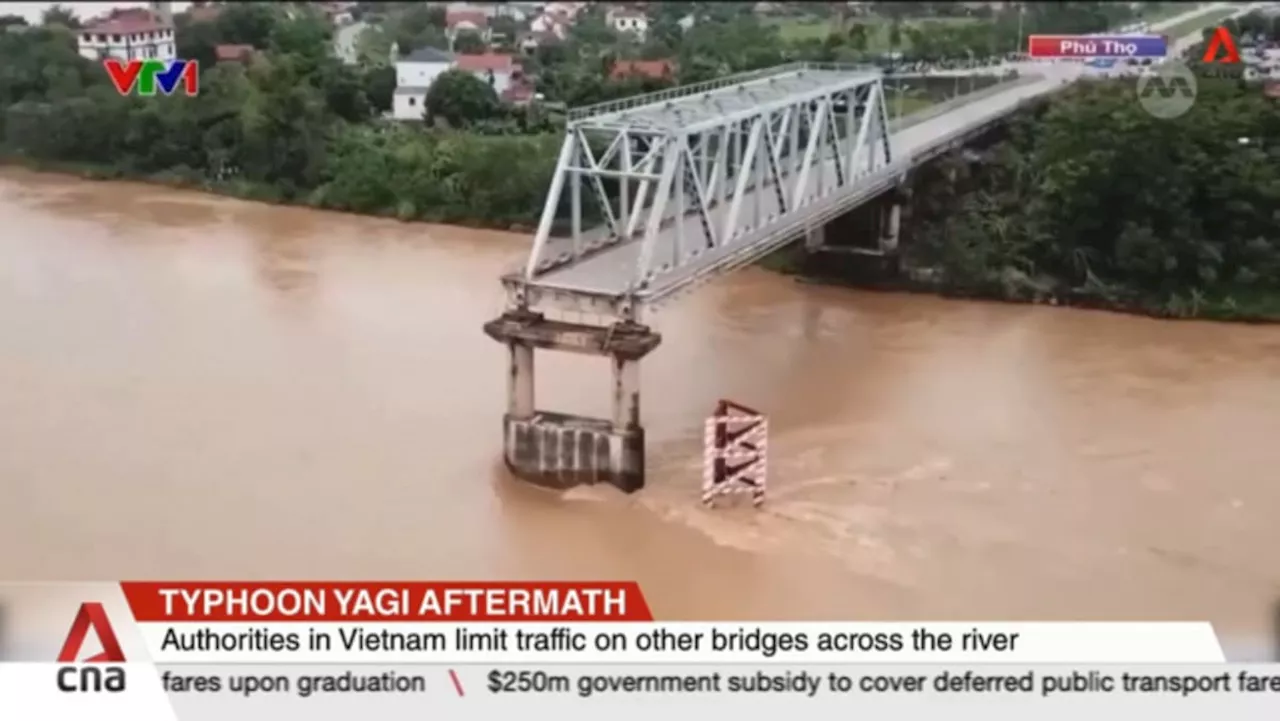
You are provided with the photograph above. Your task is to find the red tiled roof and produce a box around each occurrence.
[215,44,254,61]
[446,9,489,29]
[502,81,536,104]
[610,59,674,80]
[84,8,170,34]
[455,52,519,73]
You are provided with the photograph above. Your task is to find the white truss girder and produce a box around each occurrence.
[522,63,895,299]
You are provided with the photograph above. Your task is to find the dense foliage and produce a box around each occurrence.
[876,12,1280,320]
[0,4,561,227]
[890,78,1280,320]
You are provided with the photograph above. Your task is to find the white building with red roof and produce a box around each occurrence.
[454,52,523,96]
[77,2,176,63]
[393,46,530,121]
[606,6,648,37]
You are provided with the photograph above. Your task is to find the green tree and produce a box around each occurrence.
[216,3,280,49]
[316,60,372,123]
[846,23,869,53]
[390,4,449,53]
[354,25,395,64]
[269,9,333,68]
[363,64,396,113]
[41,4,79,28]
[424,69,501,127]
[453,31,487,55]
[175,11,225,69]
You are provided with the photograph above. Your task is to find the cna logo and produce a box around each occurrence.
[55,602,127,693]
[58,602,125,663]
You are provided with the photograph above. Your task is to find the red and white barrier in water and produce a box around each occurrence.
[702,399,768,508]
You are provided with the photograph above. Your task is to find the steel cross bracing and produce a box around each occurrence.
[516,63,893,317]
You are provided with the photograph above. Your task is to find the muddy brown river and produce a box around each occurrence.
[2,169,1278,652]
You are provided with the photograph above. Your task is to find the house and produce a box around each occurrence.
[215,44,255,63]
[393,46,455,121]
[543,2,588,20]
[494,4,531,22]
[446,7,492,48]
[606,7,648,36]
[455,52,522,95]
[609,59,675,82]
[501,80,538,106]
[77,2,176,62]
[317,2,357,26]
[530,11,571,37]
[518,29,564,54]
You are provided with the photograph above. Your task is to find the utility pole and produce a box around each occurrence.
[1015,2,1025,56]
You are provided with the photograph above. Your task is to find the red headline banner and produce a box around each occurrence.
[120,581,654,622]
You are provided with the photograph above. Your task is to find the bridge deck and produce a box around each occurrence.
[528,68,1071,303]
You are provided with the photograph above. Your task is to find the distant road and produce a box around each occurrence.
[334,20,369,64]
[887,3,1245,80]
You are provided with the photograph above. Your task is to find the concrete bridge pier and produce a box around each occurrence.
[483,309,661,493]
[804,224,826,252]
[880,202,901,253]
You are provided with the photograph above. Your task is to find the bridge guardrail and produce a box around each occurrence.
[567,62,880,122]
[888,73,1047,133]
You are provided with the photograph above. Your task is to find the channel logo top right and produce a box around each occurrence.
[1137,26,1240,120]
[1201,26,1242,65]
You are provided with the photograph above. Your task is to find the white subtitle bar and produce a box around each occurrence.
[138,622,1226,664]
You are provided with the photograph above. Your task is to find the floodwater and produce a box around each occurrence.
[2,169,1279,649]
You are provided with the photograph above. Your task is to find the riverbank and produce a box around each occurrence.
[0,154,542,234]
[10,144,1279,326]
[764,247,1280,324]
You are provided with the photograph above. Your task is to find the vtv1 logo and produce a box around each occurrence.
[56,602,127,693]
[104,58,199,97]
[1202,26,1241,64]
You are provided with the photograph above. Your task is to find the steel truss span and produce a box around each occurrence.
[517,63,894,316]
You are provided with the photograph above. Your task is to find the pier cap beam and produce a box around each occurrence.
[483,312,661,361]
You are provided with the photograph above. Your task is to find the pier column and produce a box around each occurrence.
[484,310,660,494]
[880,203,901,253]
[804,224,826,252]
[612,356,641,429]
[507,342,535,419]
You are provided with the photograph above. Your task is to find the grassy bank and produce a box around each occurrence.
[0,154,539,233]
[768,16,979,51]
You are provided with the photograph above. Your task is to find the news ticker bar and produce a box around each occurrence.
[1028,34,1168,58]
[7,664,1280,720]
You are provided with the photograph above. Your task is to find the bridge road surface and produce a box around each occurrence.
[530,65,1081,303]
